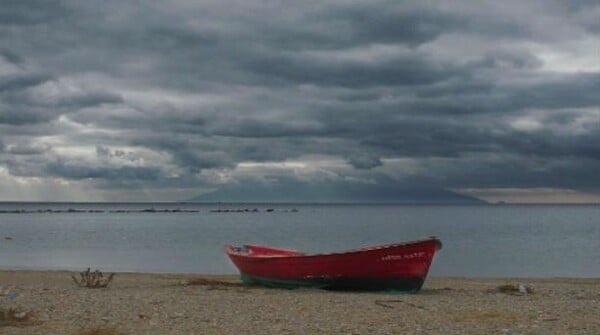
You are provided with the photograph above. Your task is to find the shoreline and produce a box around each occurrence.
[3,267,600,280]
[1,270,598,334]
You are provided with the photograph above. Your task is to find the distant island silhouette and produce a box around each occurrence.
[189,179,485,204]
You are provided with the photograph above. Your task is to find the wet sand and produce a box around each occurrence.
[0,270,598,334]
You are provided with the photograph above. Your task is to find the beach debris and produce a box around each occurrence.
[187,278,242,287]
[182,277,251,290]
[1,286,17,302]
[488,283,534,295]
[77,326,126,335]
[374,299,429,310]
[0,307,32,327]
[170,312,185,319]
[7,292,17,302]
[518,283,531,294]
[12,311,28,320]
[71,268,115,288]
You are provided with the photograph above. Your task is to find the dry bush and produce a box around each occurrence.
[72,268,115,288]
[77,326,126,335]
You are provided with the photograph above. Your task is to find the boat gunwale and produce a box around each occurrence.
[224,236,442,260]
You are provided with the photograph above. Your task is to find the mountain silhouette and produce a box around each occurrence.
[189,178,484,204]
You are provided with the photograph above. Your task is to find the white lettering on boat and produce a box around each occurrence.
[380,251,426,261]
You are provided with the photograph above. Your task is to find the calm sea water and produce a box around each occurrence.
[0,203,598,277]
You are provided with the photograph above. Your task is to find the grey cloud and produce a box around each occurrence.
[96,145,111,157]
[126,135,235,172]
[6,143,51,155]
[57,91,123,109]
[414,155,600,190]
[397,72,600,116]
[0,49,23,64]
[358,114,600,161]
[45,161,162,181]
[0,73,51,92]
[0,107,57,125]
[240,51,456,88]
[269,4,462,50]
[171,150,235,173]
[1,76,123,125]
[0,0,69,26]
[472,49,543,70]
[96,145,142,163]
[210,118,324,138]
[510,73,600,110]
[346,154,383,170]
[2,154,50,177]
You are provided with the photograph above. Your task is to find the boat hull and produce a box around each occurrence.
[240,273,425,291]
[226,237,441,291]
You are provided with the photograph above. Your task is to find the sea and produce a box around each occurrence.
[0,203,598,278]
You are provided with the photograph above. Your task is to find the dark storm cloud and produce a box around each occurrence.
[0,107,56,125]
[0,49,23,65]
[0,90,123,125]
[321,5,460,47]
[511,73,600,110]
[44,160,161,181]
[0,73,51,92]
[0,68,123,125]
[240,51,456,88]
[6,142,51,155]
[0,0,69,26]
[346,154,383,170]
[0,0,598,200]
[418,156,600,190]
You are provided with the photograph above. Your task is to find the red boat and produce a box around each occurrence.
[225,237,442,291]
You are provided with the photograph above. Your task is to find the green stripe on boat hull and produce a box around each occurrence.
[240,273,425,292]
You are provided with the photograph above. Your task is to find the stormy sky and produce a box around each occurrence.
[0,0,598,202]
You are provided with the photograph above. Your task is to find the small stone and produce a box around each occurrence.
[170,312,185,318]
[518,283,534,294]
[37,312,51,321]
[518,284,527,294]
[13,311,29,320]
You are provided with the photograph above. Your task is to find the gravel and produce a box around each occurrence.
[1,271,598,334]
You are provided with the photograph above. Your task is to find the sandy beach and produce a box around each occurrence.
[0,270,598,334]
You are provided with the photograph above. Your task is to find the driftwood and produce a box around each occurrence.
[71,268,115,288]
